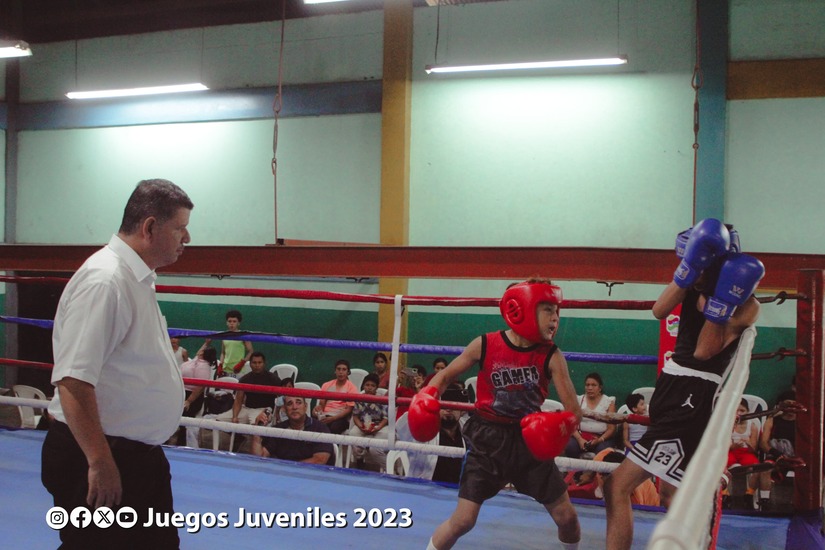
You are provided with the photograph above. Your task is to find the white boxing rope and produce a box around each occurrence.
[0,395,50,409]
[0,394,620,473]
[647,326,757,550]
[386,294,404,447]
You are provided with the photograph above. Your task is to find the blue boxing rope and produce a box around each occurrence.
[0,316,657,365]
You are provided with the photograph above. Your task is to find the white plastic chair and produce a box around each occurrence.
[464,376,478,402]
[540,399,563,412]
[742,393,769,428]
[270,363,298,383]
[294,381,321,413]
[211,376,240,451]
[349,368,369,390]
[386,449,410,476]
[13,385,49,429]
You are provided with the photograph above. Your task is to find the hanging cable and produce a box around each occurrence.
[271,0,287,244]
[691,1,703,225]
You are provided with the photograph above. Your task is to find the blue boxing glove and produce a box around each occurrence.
[703,253,765,324]
[673,218,730,288]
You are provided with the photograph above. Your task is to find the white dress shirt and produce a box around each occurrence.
[48,235,184,445]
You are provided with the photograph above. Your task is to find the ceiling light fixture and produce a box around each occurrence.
[425,56,628,74]
[0,39,33,59]
[66,82,209,100]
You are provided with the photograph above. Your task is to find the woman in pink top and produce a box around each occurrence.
[313,359,359,434]
[176,346,216,445]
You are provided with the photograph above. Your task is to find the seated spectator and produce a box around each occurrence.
[565,372,616,458]
[372,352,391,390]
[423,357,449,386]
[621,393,649,452]
[252,396,334,465]
[394,367,418,419]
[170,337,189,366]
[595,449,660,507]
[216,352,282,445]
[314,359,359,434]
[757,390,798,511]
[728,398,760,468]
[396,384,469,483]
[176,346,216,447]
[410,364,427,392]
[348,373,390,471]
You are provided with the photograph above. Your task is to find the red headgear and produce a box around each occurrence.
[499,281,563,343]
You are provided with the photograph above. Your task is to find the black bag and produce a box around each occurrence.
[204,390,233,415]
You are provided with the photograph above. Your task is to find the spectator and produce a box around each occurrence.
[410,364,427,392]
[170,337,189,366]
[621,394,648,452]
[423,357,449,386]
[216,352,281,449]
[372,352,391,390]
[201,309,253,378]
[176,346,216,447]
[757,390,798,510]
[728,398,760,469]
[273,376,295,424]
[348,373,390,471]
[252,396,334,465]
[394,367,418,419]
[314,359,359,434]
[397,384,469,483]
[565,372,616,458]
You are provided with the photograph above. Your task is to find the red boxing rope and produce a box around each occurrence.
[0,275,654,310]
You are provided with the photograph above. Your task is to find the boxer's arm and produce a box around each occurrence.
[428,336,482,394]
[57,377,122,509]
[548,349,582,424]
[653,282,687,320]
[695,296,759,360]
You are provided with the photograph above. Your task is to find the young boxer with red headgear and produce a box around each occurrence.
[410,279,583,550]
[604,219,764,550]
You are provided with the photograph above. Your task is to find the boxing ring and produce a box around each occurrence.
[0,263,823,549]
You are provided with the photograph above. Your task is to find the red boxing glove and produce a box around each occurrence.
[520,411,578,461]
[408,386,441,442]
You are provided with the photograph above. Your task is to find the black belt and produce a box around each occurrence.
[53,420,159,453]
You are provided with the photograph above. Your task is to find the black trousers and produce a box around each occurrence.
[42,421,180,549]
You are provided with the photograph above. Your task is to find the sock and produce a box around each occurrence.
[760,490,771,499]
[426,537,438,550]
[560,542,579,550]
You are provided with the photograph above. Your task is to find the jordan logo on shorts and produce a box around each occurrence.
[681,394,695,409]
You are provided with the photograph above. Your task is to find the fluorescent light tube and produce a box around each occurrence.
[66,83,209,100]
[0,40,33,59]
[425,56,628,74]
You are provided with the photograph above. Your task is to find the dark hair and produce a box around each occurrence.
[601,451,626,465]
[585,372,604,389]
[442,384,469,403]
[362,373,380,389]
[226,310,243,322]
[739,397,750,410]
[118,179,193,235]
[202,346,218,366]
[411,364,427,377]
[625,393,645,410]
[335,359,351,374]
[249,351,266,363]
[372,352,388,364]
[776,390,795,405]
[433,357,448,368]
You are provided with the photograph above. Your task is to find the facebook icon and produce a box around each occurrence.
[69,506,92,528]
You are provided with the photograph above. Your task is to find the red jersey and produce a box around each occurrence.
[475,330,557,420]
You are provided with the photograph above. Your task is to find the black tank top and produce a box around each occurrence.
[671,289,740,377]
[771,416,795,443]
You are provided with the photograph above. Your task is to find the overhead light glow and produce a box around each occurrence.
[0,40,33,59]
[66,82,209,100]
[304,0,352,4]
[425,56,628,74]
